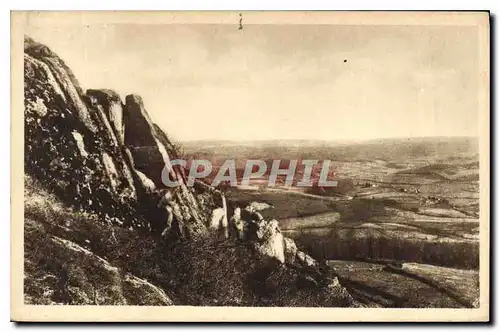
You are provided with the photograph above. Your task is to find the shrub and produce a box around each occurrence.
[155,234,261,306]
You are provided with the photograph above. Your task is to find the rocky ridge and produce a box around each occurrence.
[24,36,211,238]
[23,36,356,306]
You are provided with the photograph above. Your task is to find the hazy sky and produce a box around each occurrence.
[26,22,479,141]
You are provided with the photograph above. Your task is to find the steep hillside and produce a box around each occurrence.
[24,176,173,305]
[23,36,357,307]
[24,173,357,307]
[24,36,211,237]
[393,163,480,182]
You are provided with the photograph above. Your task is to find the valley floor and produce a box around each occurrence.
[223,154,481,308]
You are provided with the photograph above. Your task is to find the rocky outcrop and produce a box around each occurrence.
[24,36,210,237]
[251,219,286,263]
[86,89,125,144]
[23,35,356,308]
[228,204,320,268]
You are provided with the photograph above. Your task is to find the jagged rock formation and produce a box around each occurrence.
[24,36,211,237]
[229,205,321,268]
[23,36,357,307]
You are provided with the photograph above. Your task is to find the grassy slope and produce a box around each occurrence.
[24,176,174,305]
[24,175,357,307]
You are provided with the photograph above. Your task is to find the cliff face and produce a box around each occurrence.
[24,36,210,237]
[23,36,357,307]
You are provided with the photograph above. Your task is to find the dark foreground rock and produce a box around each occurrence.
[24,36,210,237]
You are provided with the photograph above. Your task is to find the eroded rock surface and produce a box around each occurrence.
[228,204,319,268]
[24,36,209,237]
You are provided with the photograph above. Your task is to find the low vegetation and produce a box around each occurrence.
[24,175,355,307]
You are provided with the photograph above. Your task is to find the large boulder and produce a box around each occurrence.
[122,93,209,237]
[229,203,322,268]
[239,207,287,264]
[252,220,285,263]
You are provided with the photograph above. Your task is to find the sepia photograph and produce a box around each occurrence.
[10,10,490,322]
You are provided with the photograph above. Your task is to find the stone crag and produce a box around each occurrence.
[23,35,357,307]
[24,36,211,237]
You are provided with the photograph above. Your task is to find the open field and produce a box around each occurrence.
[329,260,479,308]
[225,188,339,220]
[208,138,480,270]
[186,137,480,305]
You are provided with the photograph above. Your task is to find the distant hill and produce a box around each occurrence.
[395,162,479,181]
[182,137,479,163]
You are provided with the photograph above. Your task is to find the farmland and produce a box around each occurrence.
[184,137,481,307]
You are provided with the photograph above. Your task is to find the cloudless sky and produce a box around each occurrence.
[26,22,479,141]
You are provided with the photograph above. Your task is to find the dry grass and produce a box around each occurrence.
[24,175,354,307]
[24,176,172,305]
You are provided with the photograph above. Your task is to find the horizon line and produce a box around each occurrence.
[178,135,479,143]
